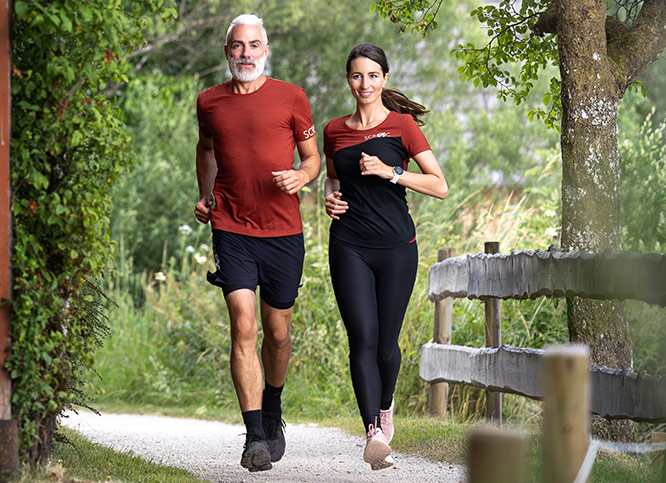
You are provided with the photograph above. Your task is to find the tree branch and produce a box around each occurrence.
[532,1,556,37]
[607,0,666,88]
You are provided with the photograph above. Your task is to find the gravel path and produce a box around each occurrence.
[62,411,465,482]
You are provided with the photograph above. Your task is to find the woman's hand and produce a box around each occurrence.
[325,191,348,220]
[359,152,392,180]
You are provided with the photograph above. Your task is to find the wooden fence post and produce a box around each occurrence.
[429,247,455,419]
[542,345,590,483]
[652,432,666,483]
[468,426,528,483]
[484,241,502,424]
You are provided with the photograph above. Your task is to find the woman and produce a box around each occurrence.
[323,43,448,470]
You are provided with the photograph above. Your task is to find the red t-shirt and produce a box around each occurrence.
[197,78,316,236]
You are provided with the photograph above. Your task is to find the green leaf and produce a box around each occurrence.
[71,130,83,147]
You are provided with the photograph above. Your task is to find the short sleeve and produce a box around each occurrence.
[196,94,213,138]
[323,121,333,160]
[292,88,316,142]
[401,115,430,158]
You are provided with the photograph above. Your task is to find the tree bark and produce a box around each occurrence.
[557,0,634,441]
[557,0,630,362]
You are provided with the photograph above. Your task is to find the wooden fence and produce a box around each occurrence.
[422,245,666,424]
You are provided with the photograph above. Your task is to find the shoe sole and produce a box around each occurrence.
[241,446,272,471]
[363,438,391,466]
[371,454,395,471]
[249,462,273,472]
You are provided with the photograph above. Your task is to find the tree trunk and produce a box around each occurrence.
[557,0,634,441]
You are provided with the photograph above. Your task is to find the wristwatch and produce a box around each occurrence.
[390,166,404,184]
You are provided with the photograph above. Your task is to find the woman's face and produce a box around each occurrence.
[347,57,389,106]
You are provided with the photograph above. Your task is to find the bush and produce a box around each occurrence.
[9,0,175,464]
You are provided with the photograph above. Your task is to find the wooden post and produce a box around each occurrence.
[542,345,590,483]
[429,247,455,419]
[651,432,666,483]
[484,241,501,424]
[0,0,18,477]
[467,426,528,483]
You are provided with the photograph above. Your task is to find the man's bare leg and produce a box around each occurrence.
[260,299,293,388]
[259,299,293,462]
[226,289,263,411]
[226,289,272,471]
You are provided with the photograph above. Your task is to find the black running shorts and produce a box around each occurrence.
[207,229,305,309]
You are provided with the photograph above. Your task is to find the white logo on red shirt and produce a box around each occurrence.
[303,125,316,139]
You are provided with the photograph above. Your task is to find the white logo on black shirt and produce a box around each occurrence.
[364,131,390,141]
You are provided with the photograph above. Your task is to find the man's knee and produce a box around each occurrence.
[263,325,291,349]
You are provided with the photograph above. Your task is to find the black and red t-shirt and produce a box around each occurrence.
[323,111,430,248]
[197,78,315,237]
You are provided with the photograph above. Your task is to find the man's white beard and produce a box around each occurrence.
[229,55,266,82]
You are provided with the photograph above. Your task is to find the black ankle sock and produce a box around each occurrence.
[262,382,284,416]
[242,410,265,439]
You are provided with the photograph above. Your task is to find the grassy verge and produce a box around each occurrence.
[13,427,205,483]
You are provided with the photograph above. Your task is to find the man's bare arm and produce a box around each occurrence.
[194,130,217,224]
[271,137,321,195]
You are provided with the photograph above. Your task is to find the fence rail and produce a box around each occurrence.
[420,343,666,423]
[428,249,666,307]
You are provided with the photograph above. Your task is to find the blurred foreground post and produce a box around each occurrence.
[0,0,19,477]
[484,241,501,424]
[542,345,590,483]
[467,426,527,483]
[653,432,666,483]
[429,247,455,419]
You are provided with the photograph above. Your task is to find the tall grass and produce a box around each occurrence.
[90,153,575,428]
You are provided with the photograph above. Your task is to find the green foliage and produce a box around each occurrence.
[111,73,207,273]
[9,0,176,464]
[620,107,666,253]
[370,0,442,34]
[372,0,561,130]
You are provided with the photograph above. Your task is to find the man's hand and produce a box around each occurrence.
[194,194,215,224]
[271,169,308,195]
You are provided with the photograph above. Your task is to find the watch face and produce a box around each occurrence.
[394,166,404,175]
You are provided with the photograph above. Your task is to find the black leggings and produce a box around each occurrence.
[329,237,418,431]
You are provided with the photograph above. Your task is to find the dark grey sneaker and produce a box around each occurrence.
[262,412,286,462]
[240,434,272,472]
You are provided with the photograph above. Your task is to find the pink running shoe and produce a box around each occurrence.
[363,424,393,470]
[379,398,395,443]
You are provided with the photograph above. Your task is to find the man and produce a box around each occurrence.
[194,14,320,473]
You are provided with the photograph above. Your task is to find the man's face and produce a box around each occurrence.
[225,24,269,82]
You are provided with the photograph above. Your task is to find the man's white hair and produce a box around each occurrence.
[225,14,268,46]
